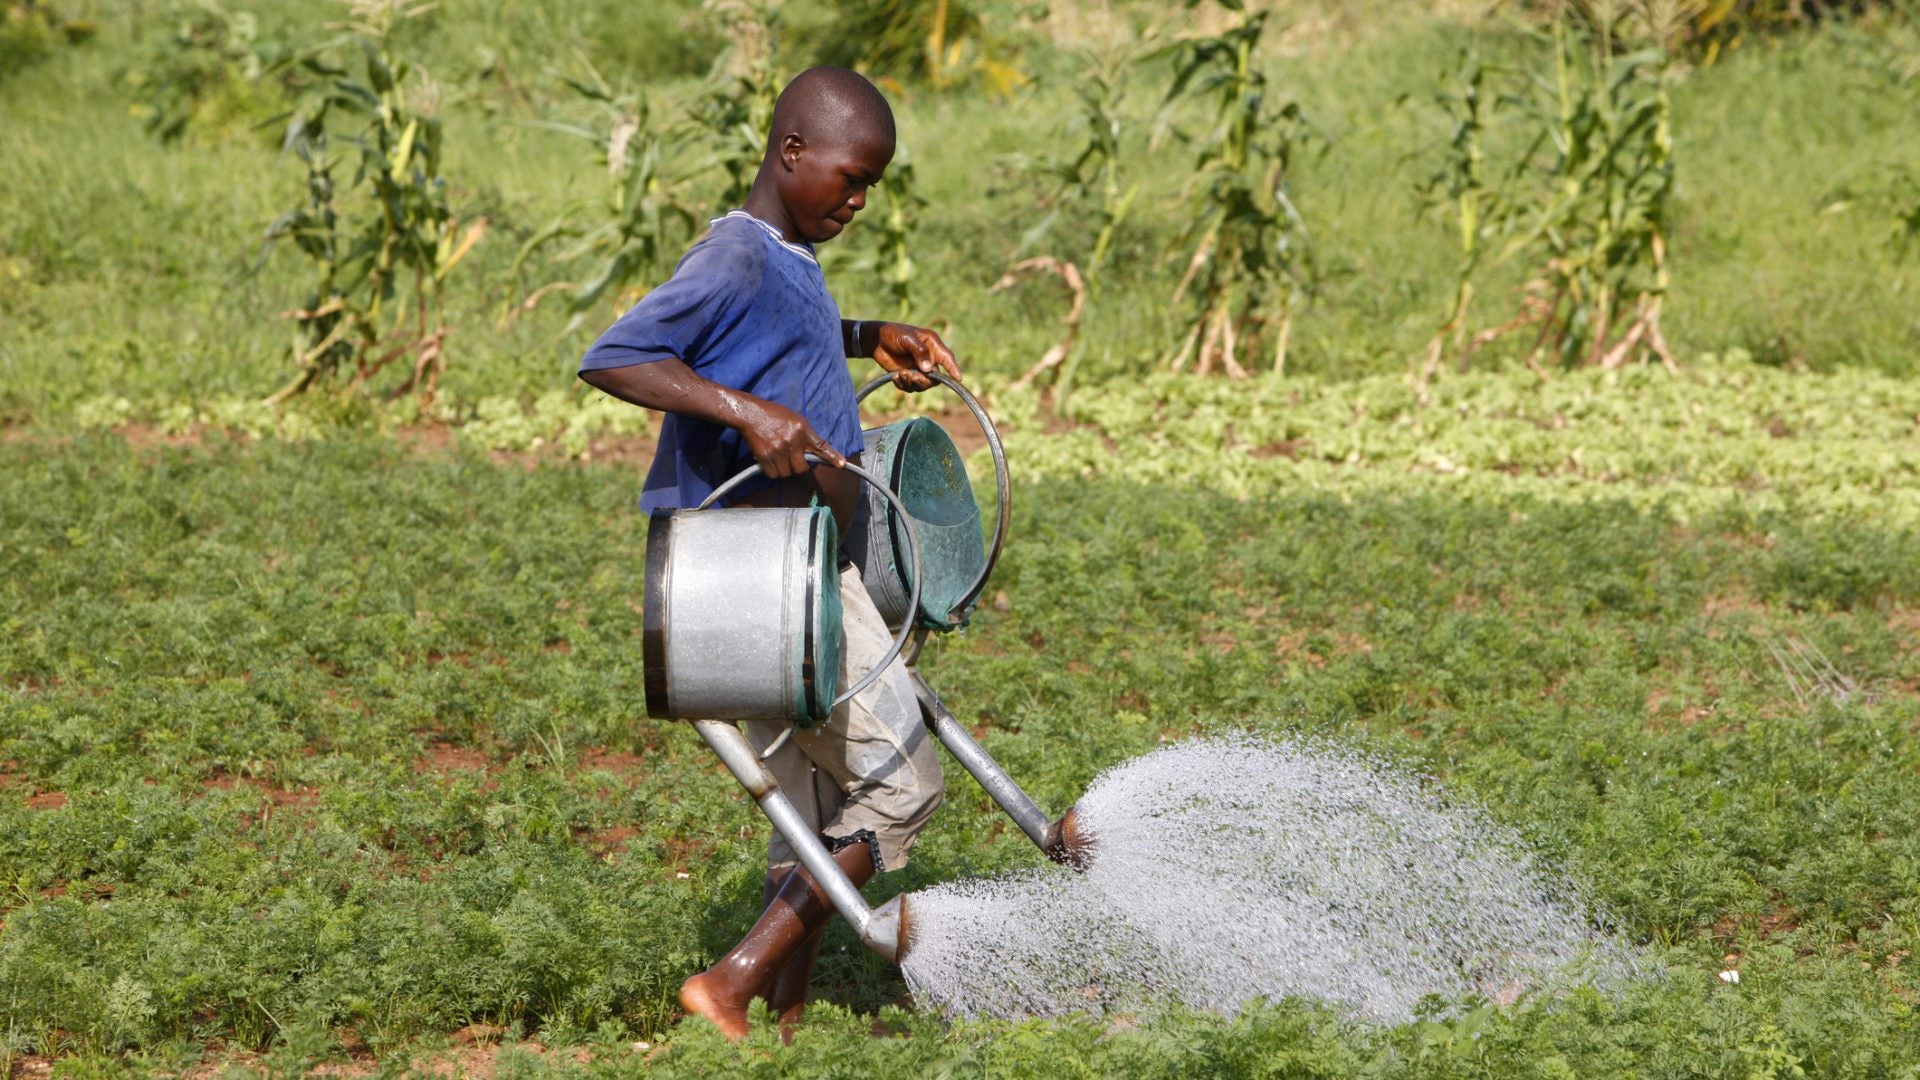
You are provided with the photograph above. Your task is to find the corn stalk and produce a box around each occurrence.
[1018,57,1138,288]
[835,148,926,319]
[1003,48,1139,397]
[510,2,773,328]
[995,257,1087,397]
[692,0,782,215]
[264,1,484,405]
[1413,50,1496,398]
[1158,0,1315,378]
[1484,21,1677,372]
[512,79,703,327]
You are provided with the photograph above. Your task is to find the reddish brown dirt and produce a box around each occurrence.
[1039,413,1118,455]
[202,772,321,829]
[1679,703,1717,726]
[1274,629,1373,668]
[578,824,639,858]
[1249,438,1308,461]
[579,747,646,776]
[1199,630,1238,655]
[415,743,492,773]
[151,1035,614,1080]
[25,791,66,810]
[1702,589,1769,619]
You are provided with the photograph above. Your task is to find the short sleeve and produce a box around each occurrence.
[578,236,765,373]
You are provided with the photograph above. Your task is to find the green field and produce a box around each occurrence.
[5,0,1920,1075]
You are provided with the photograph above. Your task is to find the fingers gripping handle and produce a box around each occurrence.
[695,456,923,712]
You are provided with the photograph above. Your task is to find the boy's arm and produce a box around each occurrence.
[579,359,847,479]
[843,320,963,392]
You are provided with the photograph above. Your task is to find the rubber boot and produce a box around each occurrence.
[678,840,875,1039]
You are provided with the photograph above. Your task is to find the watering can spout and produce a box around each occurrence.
[1043,805,1095,871]
[862,893,915,963]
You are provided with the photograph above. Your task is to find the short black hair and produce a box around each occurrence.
[767,66,896,152]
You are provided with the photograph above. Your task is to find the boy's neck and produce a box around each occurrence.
[743,182,798,244]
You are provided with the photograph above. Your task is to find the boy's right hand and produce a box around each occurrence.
[574,357,846,479]
[741,398,848,478]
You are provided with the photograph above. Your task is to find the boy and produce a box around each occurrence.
[577,66,959,1040]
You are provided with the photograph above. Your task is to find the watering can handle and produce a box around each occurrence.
[854,370,1010,622]
[694,457,923,715]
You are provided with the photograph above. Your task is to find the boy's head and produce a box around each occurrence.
[759,67,896,245]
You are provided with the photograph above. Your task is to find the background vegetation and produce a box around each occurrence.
[3,0,1919,1074]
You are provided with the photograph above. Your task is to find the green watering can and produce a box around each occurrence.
[848,371,1010,633]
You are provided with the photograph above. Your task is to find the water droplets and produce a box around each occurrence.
[902,735,1642,1023]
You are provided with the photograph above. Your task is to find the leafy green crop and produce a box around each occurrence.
[6,354,1920,1072]
[1004,357,1920,530]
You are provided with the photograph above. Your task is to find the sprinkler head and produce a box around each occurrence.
[897,894,917,961]
[866,893,916,963]
[1042,805,1094,871]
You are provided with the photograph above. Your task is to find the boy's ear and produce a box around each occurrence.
[779,132,805,170]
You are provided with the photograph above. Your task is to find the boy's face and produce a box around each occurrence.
[778,131,895,245]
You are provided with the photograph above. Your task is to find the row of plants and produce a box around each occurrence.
[30,0,1920,410]
[4,415,1918,1068]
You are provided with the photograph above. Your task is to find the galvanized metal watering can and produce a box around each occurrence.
[668,374,1081,963]
[642,458,922,727]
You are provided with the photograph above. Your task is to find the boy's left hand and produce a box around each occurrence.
[872,323,962,392]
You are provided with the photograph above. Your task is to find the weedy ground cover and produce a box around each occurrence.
[3,358,1918,1073]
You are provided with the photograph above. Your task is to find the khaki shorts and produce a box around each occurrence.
[744,564,943,874]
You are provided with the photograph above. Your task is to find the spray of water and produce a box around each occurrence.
[902,735,1642,1023]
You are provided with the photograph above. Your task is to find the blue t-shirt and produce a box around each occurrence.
[579,211,863,512]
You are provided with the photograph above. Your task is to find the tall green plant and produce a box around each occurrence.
[832,148,926,320]
[1158,0,1316,378]
[264,0,485,405]
[690,0,782,215]
[1018,51,1138,286]
[512,74,703,326]
[1413,50,1495,395]
[1494,24,1677,370]
[999,48,1135,396]
[1413,20,1680,388]
[510,3,777,327]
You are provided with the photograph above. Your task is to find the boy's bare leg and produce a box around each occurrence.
[678,841,875,1039]
[761,871,826,1037]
